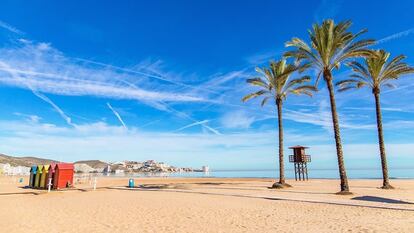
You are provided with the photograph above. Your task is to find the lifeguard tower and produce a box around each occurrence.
[289,145,311,181]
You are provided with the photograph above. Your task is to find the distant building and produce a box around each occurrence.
[202,166,209,173]
[103,165,111,174]
[0,163,30,175]
[114,169,125,174]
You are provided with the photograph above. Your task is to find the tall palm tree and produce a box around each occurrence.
[336,50,414,189]
[242,59,316,188]
[284,19,375,194]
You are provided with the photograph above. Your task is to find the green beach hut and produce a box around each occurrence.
[39,165,50,189]
[34,165,44,188]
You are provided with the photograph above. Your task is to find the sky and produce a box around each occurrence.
[0,0,413,172]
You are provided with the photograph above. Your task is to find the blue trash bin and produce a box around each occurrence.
[128,179,135,188]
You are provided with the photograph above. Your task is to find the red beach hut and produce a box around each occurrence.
[53,163,74,189]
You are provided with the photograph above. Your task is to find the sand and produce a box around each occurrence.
[0,176,413,233]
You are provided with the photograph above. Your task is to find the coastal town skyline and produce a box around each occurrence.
[0,0,413,171]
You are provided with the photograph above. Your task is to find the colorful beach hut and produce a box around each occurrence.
[48,163,56,189]
[34,165,44,188]
[39,165,50,189]
[29,166,37,187]
[53,163,74,189]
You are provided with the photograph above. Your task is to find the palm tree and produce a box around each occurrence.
[336,50,414,189]
[284,19,375,194]
[242,59,316,188]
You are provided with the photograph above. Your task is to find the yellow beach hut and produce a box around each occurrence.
[34,165,44,188]
[39,165,50,189]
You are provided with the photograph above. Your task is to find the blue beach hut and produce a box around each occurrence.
[29,166,37,187]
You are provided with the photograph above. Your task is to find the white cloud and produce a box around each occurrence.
[220,111,256,129]
[14,113,41,124]
[0,40,205,105]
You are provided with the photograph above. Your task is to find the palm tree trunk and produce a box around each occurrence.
[374,90,393,189]
[324,70,351,194]
[276,99,285,185]
[271,98,290,189]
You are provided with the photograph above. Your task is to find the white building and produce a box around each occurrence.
[202,166,210,173]
[114,169,125,174]
[0,164,30,175]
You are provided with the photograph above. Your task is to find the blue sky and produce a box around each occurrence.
[0,0,413,172]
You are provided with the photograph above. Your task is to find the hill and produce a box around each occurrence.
[74,160,109,169]
[0,154,59,167]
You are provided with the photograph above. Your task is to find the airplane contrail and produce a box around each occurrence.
[376,28,414,44]
[107,102,127,129]
[31,90,75,127]
[174,120,210,132]
[0,60,75,127]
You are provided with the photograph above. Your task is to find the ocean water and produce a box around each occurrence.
[100,168,414,179]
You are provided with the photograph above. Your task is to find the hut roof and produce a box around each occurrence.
[288,145,309,149]
[48,163,56,172]
[30,166,37,173]
[56,163,74,170]
[37,165,44,174]
[42,165,50,172]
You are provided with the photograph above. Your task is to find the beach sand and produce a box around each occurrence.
[0,176,413,232]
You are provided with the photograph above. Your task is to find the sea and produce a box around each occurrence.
[99,168,414,179]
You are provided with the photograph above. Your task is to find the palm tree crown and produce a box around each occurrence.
[284,19,375,81]
[337,50,414,93]
[242,59,316,104]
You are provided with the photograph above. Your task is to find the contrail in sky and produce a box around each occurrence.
[174,120,210,132]
[0,20,23,34]
[107,102,127,129]
[31,90,75,127]
[376,28,414,44]
[1,60,75,127]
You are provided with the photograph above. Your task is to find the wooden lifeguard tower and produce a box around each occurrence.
[289,145,311,181]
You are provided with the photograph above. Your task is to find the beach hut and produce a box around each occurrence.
[34,165,44,188]
[39,165,50,189]
[48,163,56,189]
[29,166,37,187]
[53,163,74,189]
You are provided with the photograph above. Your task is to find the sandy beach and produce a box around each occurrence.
[0,176,413,233]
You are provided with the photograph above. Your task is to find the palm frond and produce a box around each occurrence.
[335,79,359,87]
[383,83,397,89]
[261,96,271,107]
[337,86,356,92]
[242,90,268,102]
[289,85,318,96]
[246,78,270,89]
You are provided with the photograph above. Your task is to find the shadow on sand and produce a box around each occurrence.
[0,191,39,196]
[105,186,414,212]
[352,196,414,204]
